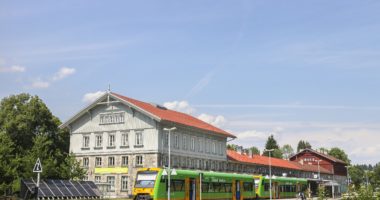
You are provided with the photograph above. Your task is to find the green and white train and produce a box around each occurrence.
[133,168,307,200]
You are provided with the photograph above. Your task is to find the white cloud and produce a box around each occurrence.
[82,91,106,103]
[198,113,227,127]
[163,100,195,114]
[31,79,50,88]
[0,65,26,73]
[52,67,76,81]
[186,71,214,98]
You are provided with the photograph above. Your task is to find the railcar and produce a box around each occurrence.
[254,175,307,199]
[133,168,256,200]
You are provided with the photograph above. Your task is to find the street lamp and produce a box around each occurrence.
[163,127,176,200]
[264,149,274,200]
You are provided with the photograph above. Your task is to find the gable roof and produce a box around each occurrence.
[289,148,346,164]
[60,92,235,138]
[227,150,333,174]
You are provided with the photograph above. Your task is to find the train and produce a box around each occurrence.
[133,168,307,200]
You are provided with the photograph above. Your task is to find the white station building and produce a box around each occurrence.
[60,91,236,198]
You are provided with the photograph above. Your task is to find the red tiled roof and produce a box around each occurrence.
[227,150,333,174]
[112,92,235,138]
[227,150,301,170]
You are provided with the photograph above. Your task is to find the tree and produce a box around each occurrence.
[249,146,260,155]
[0,93,83,194]
[227,144,238,151]
[349,165,365,187]
[297,140,311,152]
[262,135,282,158]
[281,144,294,159]
[328,147,350,165]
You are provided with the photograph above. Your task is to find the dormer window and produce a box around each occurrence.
[100,112,125,125]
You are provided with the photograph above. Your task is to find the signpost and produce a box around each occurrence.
[33,158,43,200]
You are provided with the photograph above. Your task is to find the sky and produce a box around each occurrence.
[1,1,380,165]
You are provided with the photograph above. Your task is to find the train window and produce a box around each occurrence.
[135,171,158,188]
[208,182,215,192]
[202,182,209,193]
[224,183,232,193]
[173,180,184,192]
[213,183,222,192]
[264,183,270,191]
[243,182,253,191]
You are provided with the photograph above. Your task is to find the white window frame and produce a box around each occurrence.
[135,131,143,146]
[100,112,125,125]
[190,137,195,151]
[122,156,128,166]
[83,157,89,168]
[95,134,103,148]
[95,157,102,167]
[121,132,129,147]
[108,133,115,147]
[108,157,115,167]
[182,135,187,150]
[95,176,101,183]
[107,176,115,192]
[121,176,128,191]
[82,135,90,148]
[135,155,143,166]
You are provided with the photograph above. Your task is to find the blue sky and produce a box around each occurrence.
[1,1,380,164]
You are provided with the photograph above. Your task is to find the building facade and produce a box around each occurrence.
[60,91,235,197]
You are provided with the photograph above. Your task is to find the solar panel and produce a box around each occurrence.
[62,180,81,197]
[71,181,89,196]
[21,179,101,200]
[79,181,97,196]
[52,180,73,196]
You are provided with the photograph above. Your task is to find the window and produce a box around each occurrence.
[82,176,89,181]
[174,134,179,148]
[95,176,101,183]
[83,157,89,168]
[95,134,103,148]
[164,132,169,147]
[121,132,129,147]
[95,157,102,167]
[121,176,128,191]
[136,155,143,166]
[82,135,90,148]
[107,176,115,192]
[198,138,203,152]
[100,112,125,124]
[205,139,209,153]
[108,157,115,166]
[135,131,143,146]
[108,133,115,147]
[182,135,187,150]
[191,137,195,151]
[122,156,128,166]
[212,142,216,154]
[243,182,254,191]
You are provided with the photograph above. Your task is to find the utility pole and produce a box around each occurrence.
[264,149,274,200]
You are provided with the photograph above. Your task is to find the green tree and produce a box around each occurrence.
[249,146,260,155]
[297,140,312,152]
[0,93,84,194]
[281,144,294,159]
[227,144,238,150]
[349,165,365,187]
[262,135,283,158]
[328,147,350,164]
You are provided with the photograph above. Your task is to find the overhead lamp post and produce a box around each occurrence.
[163,127,176,200]
[264,149,274,200]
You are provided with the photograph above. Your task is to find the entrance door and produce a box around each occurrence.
[189,179,196,200]
[236,180,241,200]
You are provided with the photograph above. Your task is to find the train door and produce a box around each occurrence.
[236,180,241,200]
[189,178,196,200]
[274,182,279,199]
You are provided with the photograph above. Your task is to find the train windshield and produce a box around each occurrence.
[135,171,158,188]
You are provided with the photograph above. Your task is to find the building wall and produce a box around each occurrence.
[290,151,335,173]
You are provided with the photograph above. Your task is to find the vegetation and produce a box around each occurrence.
[281,144,294,159]
[328,147,351,165]
[262,134,283,159]
[297,140,312,152]
[0,94,85,195]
